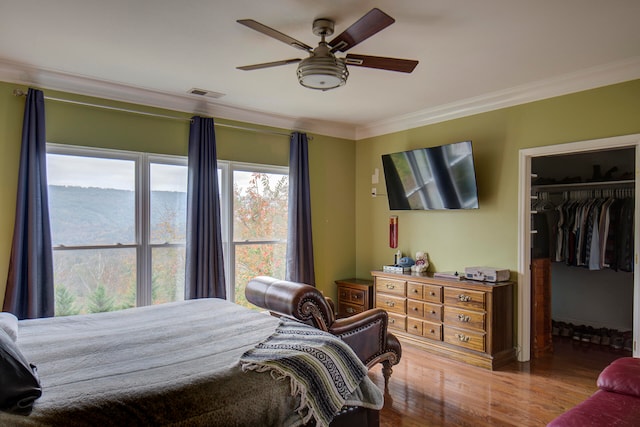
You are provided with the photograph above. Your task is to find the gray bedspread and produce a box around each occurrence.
[0,299,382,426]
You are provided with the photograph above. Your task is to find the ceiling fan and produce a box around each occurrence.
[236,8,419,91]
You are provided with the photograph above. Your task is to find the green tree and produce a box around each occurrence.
[55,284,81,316]
[233,172,288,308]
[88,283,116,313]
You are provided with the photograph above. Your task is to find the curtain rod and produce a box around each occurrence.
[12,89,309,140]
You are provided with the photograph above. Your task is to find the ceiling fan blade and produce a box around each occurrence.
[345,54,419,73]
[328,8,395,53]
[236,58,302,71]
[237,19,313,52]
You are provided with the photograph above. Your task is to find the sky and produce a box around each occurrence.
[46,154,287,194]
[47,154,188,192]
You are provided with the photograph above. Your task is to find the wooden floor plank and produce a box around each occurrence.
[368,337,631,426]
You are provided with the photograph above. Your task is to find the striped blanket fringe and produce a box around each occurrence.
[240,319,368,427]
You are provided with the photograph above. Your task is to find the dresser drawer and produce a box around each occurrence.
[444,288,486,310]
[340,302,365,317]
[443,327,486,352]
[338,287,366,306]
[376,294,406,314]
[387,312,406,332]
[407,299,424,317]
[422,320,442,341]
[444,307,485,331]
[407,282,442,303]
[406,317,423,336]
[348,288,366,305]
[338,287,350,302]
[423,284,442,303]
[407,300,442,321]
[423,302,443,322]
[407,318,442,340]
[376,278,406,296]
[407,282,423,300]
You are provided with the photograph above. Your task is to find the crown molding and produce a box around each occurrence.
[355,56,640,140]
[2,57,639,142]
[0,58,357,140]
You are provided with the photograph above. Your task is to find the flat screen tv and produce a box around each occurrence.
[381,140,479,210]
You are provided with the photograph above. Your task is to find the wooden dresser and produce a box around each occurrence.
[334,278,373,318]
[371,270,516,370]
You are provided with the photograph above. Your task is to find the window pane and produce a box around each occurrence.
[150,163,188,244]
[234,242,286,308]
[151,246,185,305]
[47,154,136,246]
[233,171,288,241]
[53,248,136,315]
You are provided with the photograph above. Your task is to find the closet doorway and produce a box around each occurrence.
[517,133,640,362]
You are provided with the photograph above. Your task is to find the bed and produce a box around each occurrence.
[0,298,383,426]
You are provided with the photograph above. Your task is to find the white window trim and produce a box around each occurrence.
[219,161,289,302]
[46,143,187,307]
[46,145,288,307]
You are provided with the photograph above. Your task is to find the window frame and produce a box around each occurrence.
[46,143,187,308]
[46,144,288,309]
[219,161,289,303]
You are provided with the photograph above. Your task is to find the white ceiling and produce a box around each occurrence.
[1,0,639,139]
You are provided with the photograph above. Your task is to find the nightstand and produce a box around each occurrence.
[335,278,373,318]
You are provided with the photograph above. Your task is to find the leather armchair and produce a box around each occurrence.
[246,276,402,385]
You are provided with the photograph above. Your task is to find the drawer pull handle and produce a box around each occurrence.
[353,295,360,299]
[412,307,418,311]
[455,333,470,342]
[430,329,435,334]
[430,310,436,315]
[385,301,395,307]
[346,307,355,314]
[413,325,418,329]
[386,284,396,289]
[389,319,395,324]
[430,292,436,296]
[457,314,470,322]
[458,294,472,302]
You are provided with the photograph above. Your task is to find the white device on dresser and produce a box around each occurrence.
[464,267,510,282]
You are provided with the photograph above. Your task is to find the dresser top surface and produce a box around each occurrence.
[371,270,513,290]
[335,278,374,286]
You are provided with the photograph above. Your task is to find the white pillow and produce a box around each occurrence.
[0,312,18,342]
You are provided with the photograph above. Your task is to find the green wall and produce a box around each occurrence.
[355,79,640,278]
[2,79,639,309]
[0,81,356,304]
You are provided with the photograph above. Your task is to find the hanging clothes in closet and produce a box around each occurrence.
[535,188,634,272]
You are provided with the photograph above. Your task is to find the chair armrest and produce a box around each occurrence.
[329,308,401,367]
[246,276,334,330]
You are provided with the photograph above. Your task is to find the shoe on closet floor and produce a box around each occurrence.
[611,334,625,350]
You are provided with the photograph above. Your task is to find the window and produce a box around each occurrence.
[47,145,288,315]
[47,145,187,315]
[225,164,289,308]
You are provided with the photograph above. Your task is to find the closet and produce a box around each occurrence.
[530,147,635,357]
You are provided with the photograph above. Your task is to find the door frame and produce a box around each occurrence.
[517,133,640,362]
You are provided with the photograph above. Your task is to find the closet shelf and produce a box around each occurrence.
[532,179,634,192]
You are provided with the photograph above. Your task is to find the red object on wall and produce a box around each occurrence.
[389,215,398,248]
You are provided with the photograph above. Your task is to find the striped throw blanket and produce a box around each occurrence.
[240,319,369,427]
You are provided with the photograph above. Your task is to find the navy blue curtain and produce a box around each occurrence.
[185,116,226,299]
[3,89,54,319]
[285,132,315,285]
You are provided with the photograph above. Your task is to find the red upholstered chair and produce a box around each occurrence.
[245,276,402,386]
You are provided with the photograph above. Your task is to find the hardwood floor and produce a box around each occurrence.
[367,337,632,426]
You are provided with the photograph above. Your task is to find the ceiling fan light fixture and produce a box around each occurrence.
[297,56,348,91]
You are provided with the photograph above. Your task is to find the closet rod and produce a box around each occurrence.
[12,89,310,140]
[531,179,635,193]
